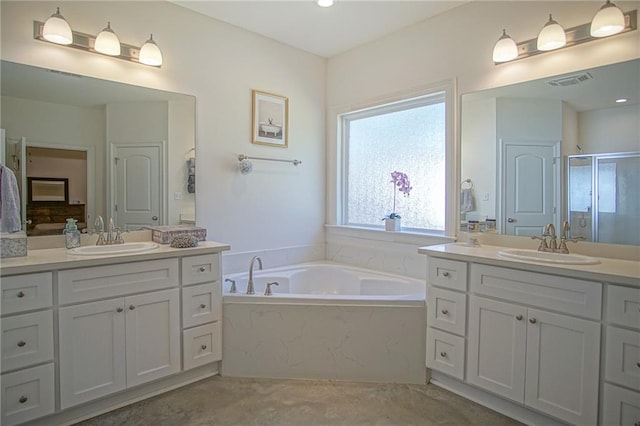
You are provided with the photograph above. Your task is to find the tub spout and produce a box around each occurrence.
[247,256,263,295]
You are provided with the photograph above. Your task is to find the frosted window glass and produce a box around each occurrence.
[597,162,616,213]
[569,164,591,213]
[345,100,445,231]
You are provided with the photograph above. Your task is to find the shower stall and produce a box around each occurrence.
[568,152,640,246]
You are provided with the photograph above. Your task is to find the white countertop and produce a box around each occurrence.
[419,243,640,287]
[0,241,230,276]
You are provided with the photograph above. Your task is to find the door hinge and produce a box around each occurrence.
[115,204,118,212]
[114,157,120,165]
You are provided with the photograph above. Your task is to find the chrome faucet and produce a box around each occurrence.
[558,221,584,253]
[246,256,263,295]
[543,223,558,251]
[94,216,107,245]
[532,221,583,253]
[93,216,125,245]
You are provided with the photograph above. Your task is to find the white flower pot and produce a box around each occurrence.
[384,218,401,231]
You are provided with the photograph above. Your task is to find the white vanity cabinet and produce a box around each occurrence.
[0,241,229,425]
[423,249,607,426]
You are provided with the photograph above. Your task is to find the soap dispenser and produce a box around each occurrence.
[64,218,81,249]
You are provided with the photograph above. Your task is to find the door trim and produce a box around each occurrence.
[108,141,167,227]
[497,139,561,234]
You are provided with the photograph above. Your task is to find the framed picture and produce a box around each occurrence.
[252,90,289,148]
[27,177,69,203]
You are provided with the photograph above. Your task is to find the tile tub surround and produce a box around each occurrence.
[76,376,522,426]
[222,264,426,384]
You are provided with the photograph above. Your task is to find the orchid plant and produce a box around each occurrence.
[383,171,412,220]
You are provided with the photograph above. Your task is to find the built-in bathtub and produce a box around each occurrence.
[221,262,427,384]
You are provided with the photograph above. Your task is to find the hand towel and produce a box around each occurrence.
[0,164,22,232]
[460,188,475,213]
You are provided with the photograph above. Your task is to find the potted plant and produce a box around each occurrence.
[382,171,412,231]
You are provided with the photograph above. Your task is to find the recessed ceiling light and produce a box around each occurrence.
[317,0,334,7]
[615,98,628,103]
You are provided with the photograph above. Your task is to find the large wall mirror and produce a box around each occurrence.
[461,59,639,246]
[1,61,196,237]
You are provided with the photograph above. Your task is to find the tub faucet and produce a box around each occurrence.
[247,256,263,295]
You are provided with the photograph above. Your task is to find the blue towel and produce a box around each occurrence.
[0,164,22,232]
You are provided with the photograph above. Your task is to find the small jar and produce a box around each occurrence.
[485,219,496,233]
[468,220,480,233]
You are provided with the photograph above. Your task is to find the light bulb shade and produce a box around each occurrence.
[139,34,162,66]
[591,0,625,37]
[94,22,121,56]
[43,7,73,45]
[537,14,566,51]
[493,29,518,63]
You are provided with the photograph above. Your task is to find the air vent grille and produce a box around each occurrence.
[547,73,593,87]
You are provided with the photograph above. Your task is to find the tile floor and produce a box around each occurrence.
[76,376,522,426]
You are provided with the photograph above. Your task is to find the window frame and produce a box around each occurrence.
[335,80,456,236]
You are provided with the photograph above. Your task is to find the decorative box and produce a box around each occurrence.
[1,231,28,259]
[146,225,207,245]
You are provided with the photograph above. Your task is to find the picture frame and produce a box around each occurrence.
[27,177,69,203]
[252,90,289,148]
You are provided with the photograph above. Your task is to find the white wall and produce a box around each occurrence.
[578,104,640,154]
[1,1,327,269]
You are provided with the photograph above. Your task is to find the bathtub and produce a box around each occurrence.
[221,262,427,384]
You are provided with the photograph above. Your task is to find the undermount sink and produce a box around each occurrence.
[498,248,600,265]
[69,242,159,256]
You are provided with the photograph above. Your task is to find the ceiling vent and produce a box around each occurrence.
[547,72,593,87]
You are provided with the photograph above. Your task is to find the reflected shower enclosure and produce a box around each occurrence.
[568,152,640,245]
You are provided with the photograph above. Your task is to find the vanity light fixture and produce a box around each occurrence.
[493,8,636,64]
[42,7,73,45]
[591,0,626,37]
[317,0,334,7]
[34,12,163,67]
[615,98,628,103]
[537,14,566,51]
[94,22,120,56]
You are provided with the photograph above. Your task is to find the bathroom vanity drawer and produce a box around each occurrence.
[607,285,640,329]
[470,264,602,319]
[1,363,55,426]
[182,282,221,328]
[427,287,466,336]
[183,322,221,370]
[427,257,467,291]
[58,259,179,304]
[1,310,54,373]
[602,383,640,426]
[1,273,52,315]
[605,326,640,391]
[182,254,220,286]
[426,328,465,380]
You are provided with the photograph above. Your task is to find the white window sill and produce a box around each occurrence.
[325,225,455,247]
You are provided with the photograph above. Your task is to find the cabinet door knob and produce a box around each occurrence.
[529,318,537,324]
[129,305,136,310]
[17,291,25,298]
[441,309,449,315]
[201,344,207,350]
[117,307,124,313]
[19,396,28,404]
[199,266,206,272]
[442,271,450,277]
[440,351,447,358]
[17,340,26,347]
[200,304,206,309]
[515,315,523,321]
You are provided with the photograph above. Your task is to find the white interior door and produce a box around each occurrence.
[112,143,164,230]
[501,140,559,236]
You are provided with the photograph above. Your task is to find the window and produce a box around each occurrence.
[340,89,449,232]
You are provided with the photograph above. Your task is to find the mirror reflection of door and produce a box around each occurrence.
[501,140,559,236]
[112,143,164,230]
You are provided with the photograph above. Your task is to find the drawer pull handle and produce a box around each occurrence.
[442,272,450,277]
[516,315,523,321]
[17,340,26,347]
[529,318,537,324]
[440,351,447,358]
[17,291,25,298]
[19,396,28,404]
[201,344,207,350]
[200,304,206,309]
[117,307,124,313]
[129,305,136,310]
[441,309,449,315]
[199,267,206,272]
